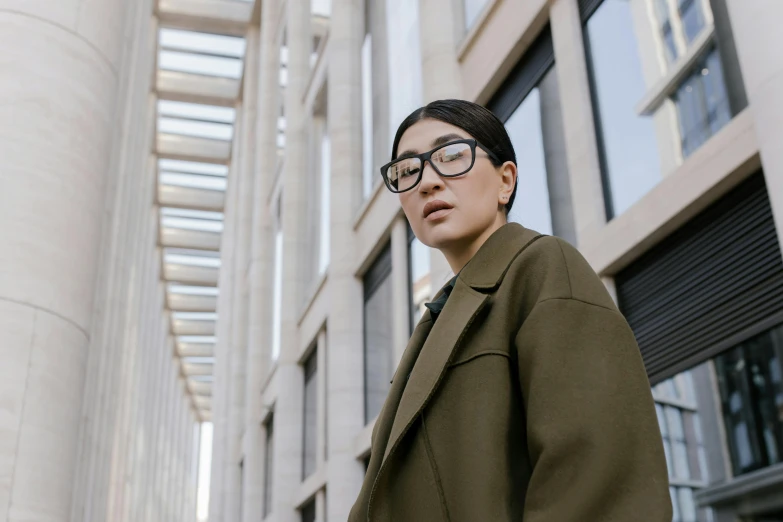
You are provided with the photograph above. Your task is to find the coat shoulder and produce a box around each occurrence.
[504,234,617,312]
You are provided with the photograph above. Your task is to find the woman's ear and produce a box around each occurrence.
[498,161,517,204]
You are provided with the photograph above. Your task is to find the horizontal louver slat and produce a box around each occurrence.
[616,172,783,384]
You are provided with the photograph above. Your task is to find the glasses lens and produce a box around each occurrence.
[431,142,473,176]
[387,157,422,192]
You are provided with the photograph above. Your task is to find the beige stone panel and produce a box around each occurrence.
[0,12,118,332]
[1,305,89,521]
[459,0,549,104]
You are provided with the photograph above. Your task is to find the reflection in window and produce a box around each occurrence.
[364,244,394,423]
[302,349,318,480]
[319,134,331,274]
[678,0,705,44]
[674,48,731,157]
[463,0,489,32]
[504,85,552,235]
[361,32,374,199]
[714,324,783,476]
[408,230,431,332]
[585,0,661,218]
[653,369,713,522]
[271,228,284,361]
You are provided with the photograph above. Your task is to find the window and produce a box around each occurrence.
[363,244,394,423]
[488,28,575,241]
[673,48,731,157]
[303,348,318,479]
[319,132,331,274]
[408,227,431,332]
[271,226,284,361]
[678,0,706,44]
[263,414,275,518]
[301,500,316,522]
[714,324,783,476]
[584,0,664,218]
[361,31,374,199]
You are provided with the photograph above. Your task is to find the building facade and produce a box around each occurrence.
[3,0,783,521]
[211,0,783,521]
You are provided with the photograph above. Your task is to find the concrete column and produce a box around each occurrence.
[0,1,137,519]
[539,67,577,245]
[210,105,243,522]
[243,1,281,521]
[725,0,783,251]
[327,0,367,519]
[391,217,411,364]
[224,26,259,516]
[549,0,608,247]
[273,1,311,521]
[417,0,461,290]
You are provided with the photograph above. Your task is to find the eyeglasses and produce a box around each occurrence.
[379,138,499,193]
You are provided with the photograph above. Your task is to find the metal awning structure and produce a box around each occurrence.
[153,0,253,421]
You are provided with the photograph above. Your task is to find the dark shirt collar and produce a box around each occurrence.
[424,275,458,323]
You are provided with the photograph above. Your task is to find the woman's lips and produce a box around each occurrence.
[423,200,454,221]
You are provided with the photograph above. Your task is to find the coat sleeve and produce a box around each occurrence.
[514,297,672,522]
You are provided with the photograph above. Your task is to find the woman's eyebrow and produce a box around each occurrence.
[397,133,466,158]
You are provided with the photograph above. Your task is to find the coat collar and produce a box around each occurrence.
[458,222,544,290]
[369,224,544,515]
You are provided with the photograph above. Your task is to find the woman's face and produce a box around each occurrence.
[396,118,516,252]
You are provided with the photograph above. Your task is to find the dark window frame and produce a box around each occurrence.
[302,345,318,480]
[363,242,394,424]
[263,413,275,518]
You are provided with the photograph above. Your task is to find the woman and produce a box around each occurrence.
[349,100,672,522]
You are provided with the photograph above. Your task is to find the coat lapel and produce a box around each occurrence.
[381,279,489,465]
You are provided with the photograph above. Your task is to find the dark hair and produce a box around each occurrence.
[391,99,518,213]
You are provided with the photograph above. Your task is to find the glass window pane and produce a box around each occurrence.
[585,0,663,217]
[675,48,732,157]
[361,33,374,199]
[679,0,705,43]
[319,134,331,274]
[504,86,553,235]
[364,253,394,423]
[678,487,697,522]
[303,352,318,479]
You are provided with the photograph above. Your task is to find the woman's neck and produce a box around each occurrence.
[441,213,508,275]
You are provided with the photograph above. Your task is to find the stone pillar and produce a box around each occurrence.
[273,1,311,521]
[327,0,367,519]
[209,95,243,522]
[539,67,577,245]
[725,0,783,252]
[417,0,462,289]
[242,0,280,520]
[0,1,138,520]
[391,217,411,363]
[549,0,608,247]
[224,20,259,517]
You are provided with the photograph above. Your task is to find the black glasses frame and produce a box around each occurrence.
[379,138,500,194]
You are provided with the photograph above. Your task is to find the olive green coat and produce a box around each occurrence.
[349,223,672,522]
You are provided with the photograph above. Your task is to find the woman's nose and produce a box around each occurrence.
[417,161,442,193]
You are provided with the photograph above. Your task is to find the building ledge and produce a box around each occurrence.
[695,463,783,508]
